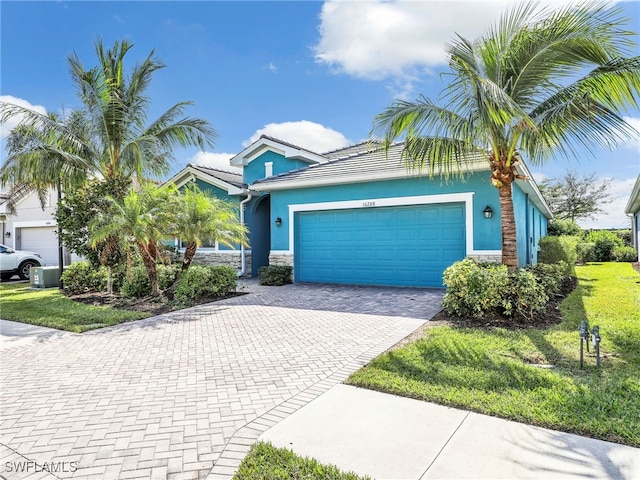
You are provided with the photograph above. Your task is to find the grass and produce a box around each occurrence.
[233,442,370,480]
[0,283,150,332]
[347,262,640,447]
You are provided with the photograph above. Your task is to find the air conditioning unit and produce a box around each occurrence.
[30,266,60,288]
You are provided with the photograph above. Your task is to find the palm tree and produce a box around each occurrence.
[372,2,640,271]
[1,38,216,191]
[171,184,248,276]
[90,183,176,296]
[1,110,92,211]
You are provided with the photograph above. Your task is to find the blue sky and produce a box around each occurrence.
[1,0,639,228]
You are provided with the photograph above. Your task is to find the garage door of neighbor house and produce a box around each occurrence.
[20,226,59,266]
[295,203,466,287]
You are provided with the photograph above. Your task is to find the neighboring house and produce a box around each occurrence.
[624,175,640,262]
[168,135,552,287]
[0,187,72,267]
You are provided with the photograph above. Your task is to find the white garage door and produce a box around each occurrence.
[20,226,59,266]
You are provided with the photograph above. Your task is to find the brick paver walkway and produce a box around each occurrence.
[0,281,443,480]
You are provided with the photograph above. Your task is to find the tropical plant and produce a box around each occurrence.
[372,2,640,271]
[170,184,248,276]
[90,183,177,296]
[1,39,216,190]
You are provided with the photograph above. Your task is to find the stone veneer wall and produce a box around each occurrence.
[268,252,293,267]
[467,253,502,263]
[192,251,251,276]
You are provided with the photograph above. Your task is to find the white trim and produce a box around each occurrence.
[281,192,496,257]
[12,220,57,228]
[265,162,273,178]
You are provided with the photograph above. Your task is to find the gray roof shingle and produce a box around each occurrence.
[253,142,489,189]
[190,164,246,188]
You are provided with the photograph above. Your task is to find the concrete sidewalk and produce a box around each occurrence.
[260,384,640,480]
[0,319,75,351]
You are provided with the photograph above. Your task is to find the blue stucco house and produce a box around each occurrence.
[167,135,551,287]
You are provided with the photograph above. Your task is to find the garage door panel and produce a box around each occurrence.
[295,203,466,287]
[19,226,58,266]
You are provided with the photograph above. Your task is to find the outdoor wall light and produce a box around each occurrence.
[275,217,282,227]
[4,231,10,238]
[483,206,493,219]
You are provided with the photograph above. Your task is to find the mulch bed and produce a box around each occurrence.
[68,291,244,316]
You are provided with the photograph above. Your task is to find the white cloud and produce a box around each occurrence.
[266,62,278,73]
[243,120,351,153]
[314,0,597,93]
[578,177,637,229]
[187,151,241,172]
[0,95,47,139]
[314,0,524,81]
[623,116,640,152]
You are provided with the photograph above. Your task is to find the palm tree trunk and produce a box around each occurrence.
[137,240,160,296]
[498,183,518,272]
[181,242,198,272]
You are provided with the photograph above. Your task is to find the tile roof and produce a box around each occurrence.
[190,164,246,188]
[322,140,383,159]
[257,135,325,158]
[253,142,489,189]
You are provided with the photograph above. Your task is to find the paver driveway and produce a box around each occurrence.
[0,281,443,480]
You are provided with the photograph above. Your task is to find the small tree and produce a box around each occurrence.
[539,172,613,222]
[90,183,176,296]
[55,178,130,267]
[170,184,248,277]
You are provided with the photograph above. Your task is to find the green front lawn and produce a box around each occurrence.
[233,442,369,480]
[0,284,150,332]
[348,262,640,446]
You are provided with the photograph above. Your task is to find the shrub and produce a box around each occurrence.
[584,230,623,262]
[443,258,509,317]
[503,269,548,318]
[120,264,179,298]
[174,265,237,303]
[576,242,596,264]
[258,265,293,286]
[524,262,567,297]
[613,246,638,263]
[538,236,577,275]
[120,266,151,298]
[547,218,582,237]
[61,261,108,294]
[444,259,560,319]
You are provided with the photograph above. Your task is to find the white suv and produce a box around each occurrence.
[0,243,45,280]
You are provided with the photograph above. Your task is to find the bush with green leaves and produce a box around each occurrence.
[61,261,109,295]
[120,264,179,298]
[258,265,293,286]
[174,265,237,303]
[547,218,582,237]
[444,258,560,319]
[613,246,638,262]
[524,261,567,297]
[576,242,596,263]
[442,258,510,317]
[503,269,548,318]
[538,236,577,275]
[584,230,624,261]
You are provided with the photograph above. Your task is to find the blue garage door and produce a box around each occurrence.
[295,203,466,287]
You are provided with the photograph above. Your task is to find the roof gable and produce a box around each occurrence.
[165,164,245,195]
[229,135,328,168]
